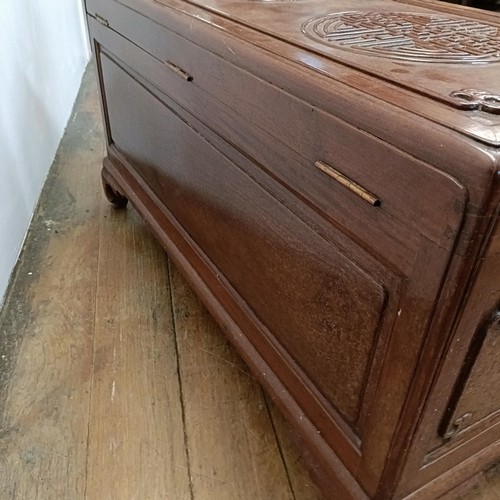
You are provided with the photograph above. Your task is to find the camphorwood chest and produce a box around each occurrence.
[84,0,500,497]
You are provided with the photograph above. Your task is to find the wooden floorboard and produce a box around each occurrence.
[85,207,191,499]
[0,63,321,500]
[0,61,498,500]
[0,65,102,499]
[168,262,298,500]
[265,396,325,500]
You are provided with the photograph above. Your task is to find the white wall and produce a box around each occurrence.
[0,1,90,304]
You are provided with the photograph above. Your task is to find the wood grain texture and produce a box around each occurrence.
[168,262,297,500]
[86,0,500,495]
[84,206,191,500]
[0,66,101,499]
[440,462,500,500]
[266,396,323,500]
[0,56,498,499]
[98,51,388,423]
[0,61,326,500]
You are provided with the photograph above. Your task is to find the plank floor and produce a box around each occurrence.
[0,63,499,500]
[0,63,320,500]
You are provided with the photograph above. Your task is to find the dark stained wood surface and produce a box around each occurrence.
[100,52,389,423]
[85,0,500,497]
[87,0,500,147]
[0,63,322,500]
[0,60,499,500]
[161,0,500,115]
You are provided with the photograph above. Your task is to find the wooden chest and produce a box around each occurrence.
[84,0,500,497]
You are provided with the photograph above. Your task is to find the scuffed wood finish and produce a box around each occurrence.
[168,262,296,500]
[0,63,322,500]
[0,68,101,499]
[443,310,500,439]
[84,207,191,499]
[0,58,499,499]
[85,0,500,498]
[100,51,389,423]
[395,211,500,499]
[458,463,500,500]
[266,397,324,500]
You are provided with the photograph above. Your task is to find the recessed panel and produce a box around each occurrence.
[101,52,388,423]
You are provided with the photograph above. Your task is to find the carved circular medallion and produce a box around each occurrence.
[301,11,500,63]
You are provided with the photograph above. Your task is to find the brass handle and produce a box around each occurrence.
[95,14,109,27]
[165,61,193,82]
[315,160,381,207]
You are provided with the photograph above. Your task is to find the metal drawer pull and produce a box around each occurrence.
[165,61,193,82]
[315,160,381,207]
[95,14,109,27]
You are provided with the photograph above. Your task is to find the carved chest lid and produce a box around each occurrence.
[162,0,500,146]
[301,10,500,64]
